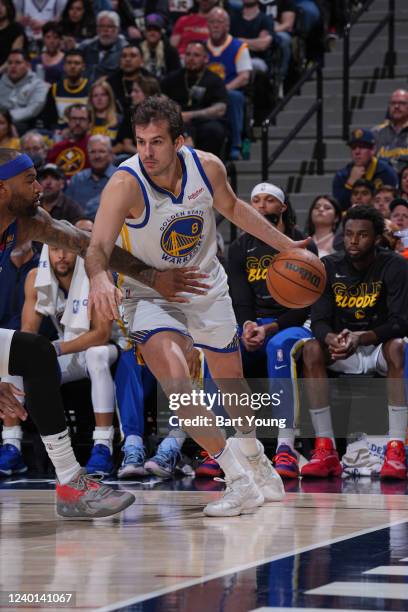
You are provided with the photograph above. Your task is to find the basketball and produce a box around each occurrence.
[266,248,326,308]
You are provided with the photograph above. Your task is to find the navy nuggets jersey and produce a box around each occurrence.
[0,221,18,324]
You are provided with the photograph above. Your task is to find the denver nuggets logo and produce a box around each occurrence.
[161,215,203,257]
[56,146,86,176]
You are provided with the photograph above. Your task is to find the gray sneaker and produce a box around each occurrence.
[56,470,135,519]
[203,472,264,517]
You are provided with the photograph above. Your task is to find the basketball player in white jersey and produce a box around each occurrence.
[86,96,309,517]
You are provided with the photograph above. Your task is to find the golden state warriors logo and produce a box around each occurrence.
[161,215,203,260]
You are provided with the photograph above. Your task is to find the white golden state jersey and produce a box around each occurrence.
[116,146,228,300]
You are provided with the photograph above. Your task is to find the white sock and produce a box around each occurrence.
[310,406,335,446]
[167,428,187,450]
[213,440,246,481]
[2,426,23,451]
[93,426,114,453]
[41,429,81,485]
[124,435,143,448]
[388,405,408,442]
[236,428,259,457]
[277,429,296,451]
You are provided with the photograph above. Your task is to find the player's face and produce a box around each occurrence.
[373,191,393,218]
[311,197,337,227]
[390,205,408,230]
[49,247,77,277]
[6,168,42,217]
[135,120,183,177]
[251,193,285,223]
[351,144,374,166]
[344,219,377,260]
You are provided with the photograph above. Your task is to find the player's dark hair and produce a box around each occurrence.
[0,148,21,165]
[132,95,183,141]
[343,204,385,236]
[304,194,342,236]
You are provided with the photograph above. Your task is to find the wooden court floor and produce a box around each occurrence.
[1,477,408,612]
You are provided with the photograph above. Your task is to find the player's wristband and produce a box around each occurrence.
[52,341,62,357]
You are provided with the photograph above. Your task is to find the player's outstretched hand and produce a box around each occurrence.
[0,383,27,421]
[290,237,312,249]
[88,271,123,320]
[153,267,210,303]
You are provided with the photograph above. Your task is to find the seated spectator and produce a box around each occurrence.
[231,0,275,74]
[0,110,20,149]
[14,0,67,42]
[350,178,375,207]
[1,243,119,476]
[372,89,408,172]
[47,103,91,177]
[304,194,341,257]
[389,198,408,231]
[80,11,128,82]
[0,49,49,134]
[65,135,116,219]
[139,13,181,81]
[161,41,227,157]
[170,0,216,60]
[60,0,96,49]
[207,7,252,160]
[38,163,87,225]
[373,185,397,219]
[0,0,27,73]
[41,50,90,129]
[258,0,296,82]
[88,80,120,141]
[228,182,316,478]
[399,164,408,200]
[301,205,408,480]
[113,74,161,155]
[332,128,398,211]
[107,44,152,116]
[31,21,65,84]
[21,130,48,167]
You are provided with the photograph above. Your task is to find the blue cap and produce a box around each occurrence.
[348,128,375,147]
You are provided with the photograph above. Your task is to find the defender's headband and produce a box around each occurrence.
[0,154,34,180]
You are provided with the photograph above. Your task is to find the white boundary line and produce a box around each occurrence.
[96,516,408,612]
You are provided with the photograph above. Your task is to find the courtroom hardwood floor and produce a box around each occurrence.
[1,477,408,611]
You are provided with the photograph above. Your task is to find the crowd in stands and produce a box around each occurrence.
[1,0,408,484]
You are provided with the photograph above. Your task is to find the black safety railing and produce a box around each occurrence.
[342,0,395,140]
[261,61,325,183]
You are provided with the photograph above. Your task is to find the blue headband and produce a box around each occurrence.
[0,154,34,180]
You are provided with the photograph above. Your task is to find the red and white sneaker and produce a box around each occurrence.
[301,437,342,478]
[380,440,407,480]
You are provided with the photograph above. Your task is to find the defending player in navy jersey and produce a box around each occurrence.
[301,205,408,480]
[86,95,309,517]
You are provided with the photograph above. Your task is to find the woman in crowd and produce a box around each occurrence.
[60,0,96,49]
[0,110,20,149]
[88,80,120,141]
[113,75,161,155]
[31,22,65,83]
[0,0,26,72]
[304,194,342,257]
[399,165,408,200]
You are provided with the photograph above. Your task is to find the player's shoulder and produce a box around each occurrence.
[322,250,344,267]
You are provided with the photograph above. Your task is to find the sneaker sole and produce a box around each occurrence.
[0,468,12,476]
[203,504,261,517]
[144,461,174,479]
[56,493,136,519]
[118,466,148,479]
[275,467,299,479]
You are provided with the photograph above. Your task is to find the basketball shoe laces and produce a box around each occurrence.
[310,446,332,463]
[68,472,112,498]
[124,445,145,464]
[273,449,297,467]
[154,447,180,469]
[214,475,249,503]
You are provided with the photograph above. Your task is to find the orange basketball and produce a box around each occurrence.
[266,248,326,308]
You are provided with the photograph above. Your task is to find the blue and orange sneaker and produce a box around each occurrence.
[0,444,28,477]
[195,451,224,478]
[85,445,114,477]
[273,445,299,479]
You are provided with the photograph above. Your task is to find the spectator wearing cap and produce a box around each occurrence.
[47,103,91,178]
[373,185,397,219]
[390,198,408,231]
[227,181,316,479]
[139,14,181,81]
[332,128,398,211]
[38,163,86,225]
[372,89,408,173]
[80,11,128,83]
[65,135,116,219]
[107,44,152,116]
[161,41,227,157]
[0,49,49,134]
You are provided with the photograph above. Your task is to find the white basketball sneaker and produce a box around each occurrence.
[230,438,285,502]
[203,472,264,517]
